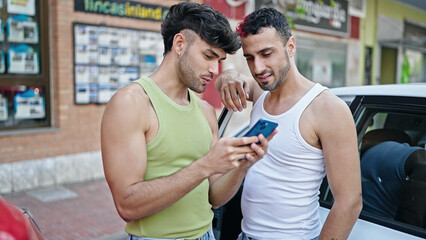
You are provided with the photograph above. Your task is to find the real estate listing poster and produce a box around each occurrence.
[8,44,39,74]
[7,0,35,16]
[73,23,163,104]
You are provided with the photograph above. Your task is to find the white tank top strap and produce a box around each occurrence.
[252,91,268,113]
[294,83,328,117]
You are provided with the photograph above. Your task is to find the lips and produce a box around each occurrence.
[257,74,272,82]
[202,78,212,85]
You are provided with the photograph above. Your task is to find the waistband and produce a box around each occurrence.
[238,231,319,240]
[127,227,214,240]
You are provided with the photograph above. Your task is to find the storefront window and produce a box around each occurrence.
[0,0,49,131]
[401,49,424,83]
[296,38,347,87]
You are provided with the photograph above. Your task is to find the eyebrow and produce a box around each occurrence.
[243,47,275,57]
[206,49,226,61]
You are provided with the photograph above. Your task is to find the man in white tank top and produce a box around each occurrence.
[215,8,362,240]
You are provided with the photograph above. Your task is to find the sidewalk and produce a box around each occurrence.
[2,179,127,240]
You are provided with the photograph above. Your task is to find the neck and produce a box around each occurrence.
[269,65,314,101]
[149,54,190,105]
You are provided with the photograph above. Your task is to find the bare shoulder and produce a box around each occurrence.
[108,83,149,109]
[102,82,151,130]
[309,89,354,133]
[312,89,351,119]
[300,89,353,148]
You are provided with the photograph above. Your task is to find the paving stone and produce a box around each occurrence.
[3,179,126,240]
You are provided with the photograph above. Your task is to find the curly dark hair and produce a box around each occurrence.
[236,8,292,45]
[161,2,241,55]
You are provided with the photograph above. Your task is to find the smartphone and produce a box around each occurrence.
[243,118,278,143]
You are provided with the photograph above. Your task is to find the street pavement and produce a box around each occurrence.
[2,178,127,240]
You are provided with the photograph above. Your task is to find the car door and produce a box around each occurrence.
[319,95,426,239]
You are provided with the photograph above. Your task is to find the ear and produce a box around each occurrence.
[173,33,185,57]
[286,36,296,58]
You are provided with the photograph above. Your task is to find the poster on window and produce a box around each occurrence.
[23,21,38,43]
[312,60,332,85]
[75,25,89,44]
[75,65,89,83]
[74,25,97,45]
[119,67,139,84]
[0,20,4,41]
[7,0,35,15]
[0,96,7,121]
[75,45,88,64]
[89,66,98,83]
[99,47,111,65]
[87,45,98,64]
[97,83,111,104]
[98,67,109,83]
[7,15,38,43]
[8,44,39,74]
[14,90,45,119]
[0,51,5,73]
[98,27,110,46]
[75,83,90,104]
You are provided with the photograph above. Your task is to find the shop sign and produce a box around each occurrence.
[256,0,349,37]
[74,0,169,22]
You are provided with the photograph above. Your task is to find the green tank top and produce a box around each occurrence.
[125,77,213,239]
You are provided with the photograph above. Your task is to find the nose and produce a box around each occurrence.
[208,61,220,76]
[253,58,266,75]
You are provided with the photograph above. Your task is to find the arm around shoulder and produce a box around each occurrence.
[215,69,260,111]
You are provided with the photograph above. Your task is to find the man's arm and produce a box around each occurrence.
[197,98,277,208]
[315,93,363,240]
[208,133,276,208]
[101,85,260,222]
[215,70,263,111]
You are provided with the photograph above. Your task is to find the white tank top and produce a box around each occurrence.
[241,83,327,240]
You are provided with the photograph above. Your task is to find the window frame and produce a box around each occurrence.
[0,0,51,131]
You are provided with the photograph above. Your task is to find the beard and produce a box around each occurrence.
[177,50,208,94]
[258,50,291,91]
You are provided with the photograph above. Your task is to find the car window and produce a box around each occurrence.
[220,103,252,138]
[320,96,426,237]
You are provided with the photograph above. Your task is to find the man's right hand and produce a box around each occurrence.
[215,70,251,112]
[200,136,262,175]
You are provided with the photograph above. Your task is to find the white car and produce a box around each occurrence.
[213,83,426,240]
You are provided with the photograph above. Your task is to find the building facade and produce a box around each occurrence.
[0,0,201,194]
[0,0,424,194]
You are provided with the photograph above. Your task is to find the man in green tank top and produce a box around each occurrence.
[101,2,277,240]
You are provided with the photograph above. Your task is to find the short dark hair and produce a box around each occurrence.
[360,128,412,156]
[236,8,292,44]
[161,2,241,55]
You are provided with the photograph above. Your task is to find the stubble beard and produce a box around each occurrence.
[259,51,291,91]
[177,50,206,94]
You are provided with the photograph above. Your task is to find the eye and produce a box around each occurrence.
[204,54,212,59]
[245,57,254,62]
[263,52,272,57]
